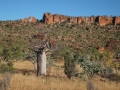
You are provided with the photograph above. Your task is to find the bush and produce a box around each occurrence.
[78,54,106,79]
[64,52,79,79]
[2,45,25,61]
[0,62,16,73]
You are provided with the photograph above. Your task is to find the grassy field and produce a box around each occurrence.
[8,72,120,90]
[0,20,120,90]
[0,61,119,90]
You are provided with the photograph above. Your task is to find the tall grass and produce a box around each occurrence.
[7,74,120,90]
[0,72,12,90]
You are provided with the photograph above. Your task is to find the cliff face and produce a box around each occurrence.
[98,16,113,26]
[77,17,84,24]
[114,17,120,25]
[43,12,120,26]
[43,13,53,24]
[84,16,96,24]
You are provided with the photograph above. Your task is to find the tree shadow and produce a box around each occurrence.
[104,74,120,83]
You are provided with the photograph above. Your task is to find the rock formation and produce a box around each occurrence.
[114,17,120,25]
[32,17,37,23]
[49,37,57,47]
[43,13,53,24]
[98,16,113,26]
[77,17,84,24]
[59,15,69,22]
[23,16,37,23]
[42,12,120,26]
[69,17,77,23]
[33,34,47,42]
[53,14,60,23]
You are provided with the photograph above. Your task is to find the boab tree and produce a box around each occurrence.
[30,41,49,76]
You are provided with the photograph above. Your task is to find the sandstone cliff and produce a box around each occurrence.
[98,16,113,26]
[114,16,120,25]
[43,13,53,24]
[43,12,120,26]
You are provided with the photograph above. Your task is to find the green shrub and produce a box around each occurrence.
[2,45,25,61]
[0,62,16,73]
[78,54,106,79]
[64,52,79,79]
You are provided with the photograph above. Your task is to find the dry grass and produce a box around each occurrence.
[7,74,120,90]
[1,60,117,90]
[13,61,34,70]
[9,74,85,90]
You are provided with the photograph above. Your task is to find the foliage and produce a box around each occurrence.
[0,43,5,55]
[102,51,115,67]
[0,62,16,73]
[64,52,79,79]
[2,43,26,61]
[0,20,120,68]
[78,54,106,79]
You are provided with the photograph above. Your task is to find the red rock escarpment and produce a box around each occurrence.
[114,17,120,25]
[43,13,53,24]
[43,12,120,26]
[98,16,113,26]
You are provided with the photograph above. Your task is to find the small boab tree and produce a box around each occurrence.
[30,41,49,76]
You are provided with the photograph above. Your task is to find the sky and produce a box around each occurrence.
[0,0,120,20]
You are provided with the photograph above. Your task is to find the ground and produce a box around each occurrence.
[0,61,117,90]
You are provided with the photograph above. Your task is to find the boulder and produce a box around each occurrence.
[98,47,105,53]
[33,34,47,41]
[49,37,57,47]
[106,40,119,48]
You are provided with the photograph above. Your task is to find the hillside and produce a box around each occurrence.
[0,14,120,61]
[0,13,120,90]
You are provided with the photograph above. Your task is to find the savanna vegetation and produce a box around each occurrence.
[0,19,120,90]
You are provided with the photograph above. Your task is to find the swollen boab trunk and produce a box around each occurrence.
[36,48,46,76]
[31,41,49,76]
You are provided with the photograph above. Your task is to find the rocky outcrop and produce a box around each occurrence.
[43,13,53,24]
[69,17,77,23]
[49,37,57,47]
[85,16,96,24]
[42,12,120,26]
[114,17,120,25]
[98,16,113,26]
[77,17,84,24]
[32,17,37,23]
[59,15,69,22]
[23,16,37,23]
[98,40,120,53]
[53,14,60,23]
[98,47,105,53]
[42,13,97,25]
[33,34,47,41]
[106,40,119,48]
